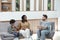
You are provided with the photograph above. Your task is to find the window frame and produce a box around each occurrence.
[15,0,54,12]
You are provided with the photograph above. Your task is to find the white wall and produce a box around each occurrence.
[58,18,60,30]
[0,0,60,21]
[55,0,60,11]
[0,11,58,21]
[54,0,60,17]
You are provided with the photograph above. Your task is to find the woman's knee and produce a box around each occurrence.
[25,29,30,33]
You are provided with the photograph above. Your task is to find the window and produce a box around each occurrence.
[48,0,51,10]
[0,0,54,12]
[26,0,30,11]
[16,0,20,11]
[15,0,54,11]
[48,0,54,11]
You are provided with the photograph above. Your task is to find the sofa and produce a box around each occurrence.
[46,22,55,40]
[0,22,16,40]
[0,20,55,40]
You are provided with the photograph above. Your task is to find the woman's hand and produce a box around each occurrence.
[21,26,26,30]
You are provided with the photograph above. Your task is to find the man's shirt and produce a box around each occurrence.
[40,20,50,31]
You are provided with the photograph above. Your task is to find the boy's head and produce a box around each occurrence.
[10,19,16,26]
[42,14,48,21]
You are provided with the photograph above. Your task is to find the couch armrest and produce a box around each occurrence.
[48,22,55,37]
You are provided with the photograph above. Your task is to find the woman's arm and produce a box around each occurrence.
[28,22,30,29]
[17,23,21,31]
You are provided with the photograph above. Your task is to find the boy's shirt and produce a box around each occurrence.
[8,25,17,34]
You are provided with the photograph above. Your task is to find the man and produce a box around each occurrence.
[37,14,50,40]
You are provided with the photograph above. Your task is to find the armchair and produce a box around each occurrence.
[46,22,55,40]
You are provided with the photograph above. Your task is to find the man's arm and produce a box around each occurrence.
[41,23,48,30]
[41,26,48,30]
[37,21,42,30]
[37,26,48,30]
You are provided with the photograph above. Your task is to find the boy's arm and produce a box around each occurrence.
[8,27,13,33]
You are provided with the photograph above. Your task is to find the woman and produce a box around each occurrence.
[18,15,31,38]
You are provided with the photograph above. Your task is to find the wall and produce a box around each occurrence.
[58,18,60,31]
[0,11,58,21]
[0,18,58,33]
[0,0,60,21]
[0,0,59,31]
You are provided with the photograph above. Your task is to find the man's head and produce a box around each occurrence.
[10,19,16,26]
[42,14,48,21]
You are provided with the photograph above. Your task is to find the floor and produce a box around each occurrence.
[0,31,60,40]
[19,31,60,40]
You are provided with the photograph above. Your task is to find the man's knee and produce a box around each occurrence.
[37,30,41,36]
[37,30,41,32]
[41,30,46,35]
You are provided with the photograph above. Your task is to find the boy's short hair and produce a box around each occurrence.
[43,14,48,19]
[10,19,16,24]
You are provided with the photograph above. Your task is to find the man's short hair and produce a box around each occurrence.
[43,14,48,19]
[10,19,16,24]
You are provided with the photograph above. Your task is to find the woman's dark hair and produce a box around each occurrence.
[21,15,27,23]
[43,14,48,19]
[10,19,16,24]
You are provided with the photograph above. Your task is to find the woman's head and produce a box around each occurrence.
[21,15,27,23]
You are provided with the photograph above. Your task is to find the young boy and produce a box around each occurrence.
[8,19,19,37]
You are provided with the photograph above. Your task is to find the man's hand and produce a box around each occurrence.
[37,26,42,30]
[41,26,48,30]
[37,26,47,30]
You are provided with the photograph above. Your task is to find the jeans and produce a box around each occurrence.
[37,29,49,40]
[13,32,19,38]
[30,30,33,36]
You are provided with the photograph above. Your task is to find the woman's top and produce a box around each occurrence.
[17,21,30,31]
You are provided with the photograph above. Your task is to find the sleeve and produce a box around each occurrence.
[45,23,48,27]
[28,22,30,29]
[8,26,13,33]
[40,21,42,25]
[17,23,21,31]
[8,27,10,33]
[45,22,50,30]
[47,22,51,31]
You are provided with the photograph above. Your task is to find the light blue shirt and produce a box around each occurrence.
[40,20,50,31]
[8,25,17,34]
